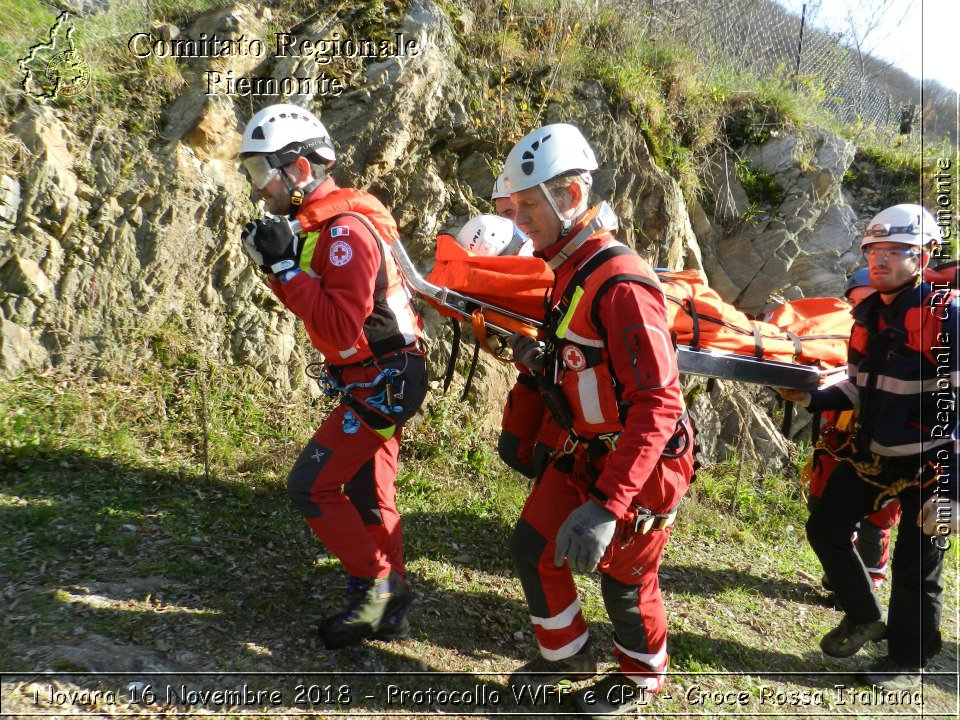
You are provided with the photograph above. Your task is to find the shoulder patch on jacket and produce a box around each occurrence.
[330,225,351,238]
[329,240,353,266]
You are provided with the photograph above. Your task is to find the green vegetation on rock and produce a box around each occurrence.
[737,158,783,207]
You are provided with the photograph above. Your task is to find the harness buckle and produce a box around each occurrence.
[632,506,655,534]
[596,433,618,453]
[630,501,681,535]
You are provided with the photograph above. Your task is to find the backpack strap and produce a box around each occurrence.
[546,245,634,340]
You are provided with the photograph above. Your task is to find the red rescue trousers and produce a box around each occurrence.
[510,446,692,690]
[286,352,427,579]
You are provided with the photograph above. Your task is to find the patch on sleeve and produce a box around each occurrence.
[330,225,351,238]
[329,240,353,266]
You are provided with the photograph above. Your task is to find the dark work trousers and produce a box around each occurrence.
[806,457,944,667]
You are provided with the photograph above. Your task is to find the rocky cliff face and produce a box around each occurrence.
[0,0,867,465]
[692,130,860,315]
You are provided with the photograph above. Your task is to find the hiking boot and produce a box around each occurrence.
[374,614,411,640]
[509,642,597,694]
[863,656,922,691]
[373,576,413,640]
[820,617,886,658]
[574,673,656,718]
[323,570,411,649]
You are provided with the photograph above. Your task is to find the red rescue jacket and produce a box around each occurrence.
[269,180,423,365]
[540,214,690,516]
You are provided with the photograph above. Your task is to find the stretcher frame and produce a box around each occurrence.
[285,218,834,392]
[391,239,851,391]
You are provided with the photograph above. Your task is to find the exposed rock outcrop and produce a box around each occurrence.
[0,319,49,373]
[693,130,859,315]
[0,0,877,471]
[0,175,20,228]
[687,378,791,471]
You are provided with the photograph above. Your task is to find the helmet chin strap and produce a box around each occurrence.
[280,166,326,208]
[539,182,586,236]
[544,201,619,270]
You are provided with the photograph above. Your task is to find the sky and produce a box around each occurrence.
[776,0,958,92]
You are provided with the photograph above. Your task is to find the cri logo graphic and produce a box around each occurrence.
[330,240,353,266]
[562,345,587,371]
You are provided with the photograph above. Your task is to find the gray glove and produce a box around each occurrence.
[554,500,618,572]
[508,332,547,373]
[241,222,270,273]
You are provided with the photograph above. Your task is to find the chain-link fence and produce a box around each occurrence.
[621,0,922,138]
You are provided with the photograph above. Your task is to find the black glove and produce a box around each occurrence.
[240,222,271,273]
[252,217,300,274]
[508,332,547,373]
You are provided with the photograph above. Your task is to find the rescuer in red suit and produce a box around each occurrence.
[239,103,427,649]
[501,124,695,717]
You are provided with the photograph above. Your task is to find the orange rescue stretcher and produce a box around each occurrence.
[395,234,850,391]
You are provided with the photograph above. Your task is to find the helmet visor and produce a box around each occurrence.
[240,156,279,190]
[862,246,920,262]
[513,226,531,247]
[499,226,532,256]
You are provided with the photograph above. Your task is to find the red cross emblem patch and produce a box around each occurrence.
[562,345,587,371]
[330,240,352,267]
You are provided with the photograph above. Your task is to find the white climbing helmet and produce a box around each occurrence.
[491,174,510,200]
[502,123,598,194]
[240,103,336,168]
[455,214,532,256]
[502,124,598,235]
[861,204,941,248]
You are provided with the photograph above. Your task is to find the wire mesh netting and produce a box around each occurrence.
[625,0,921,135]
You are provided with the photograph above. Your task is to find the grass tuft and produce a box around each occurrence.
[737,158,784,207]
